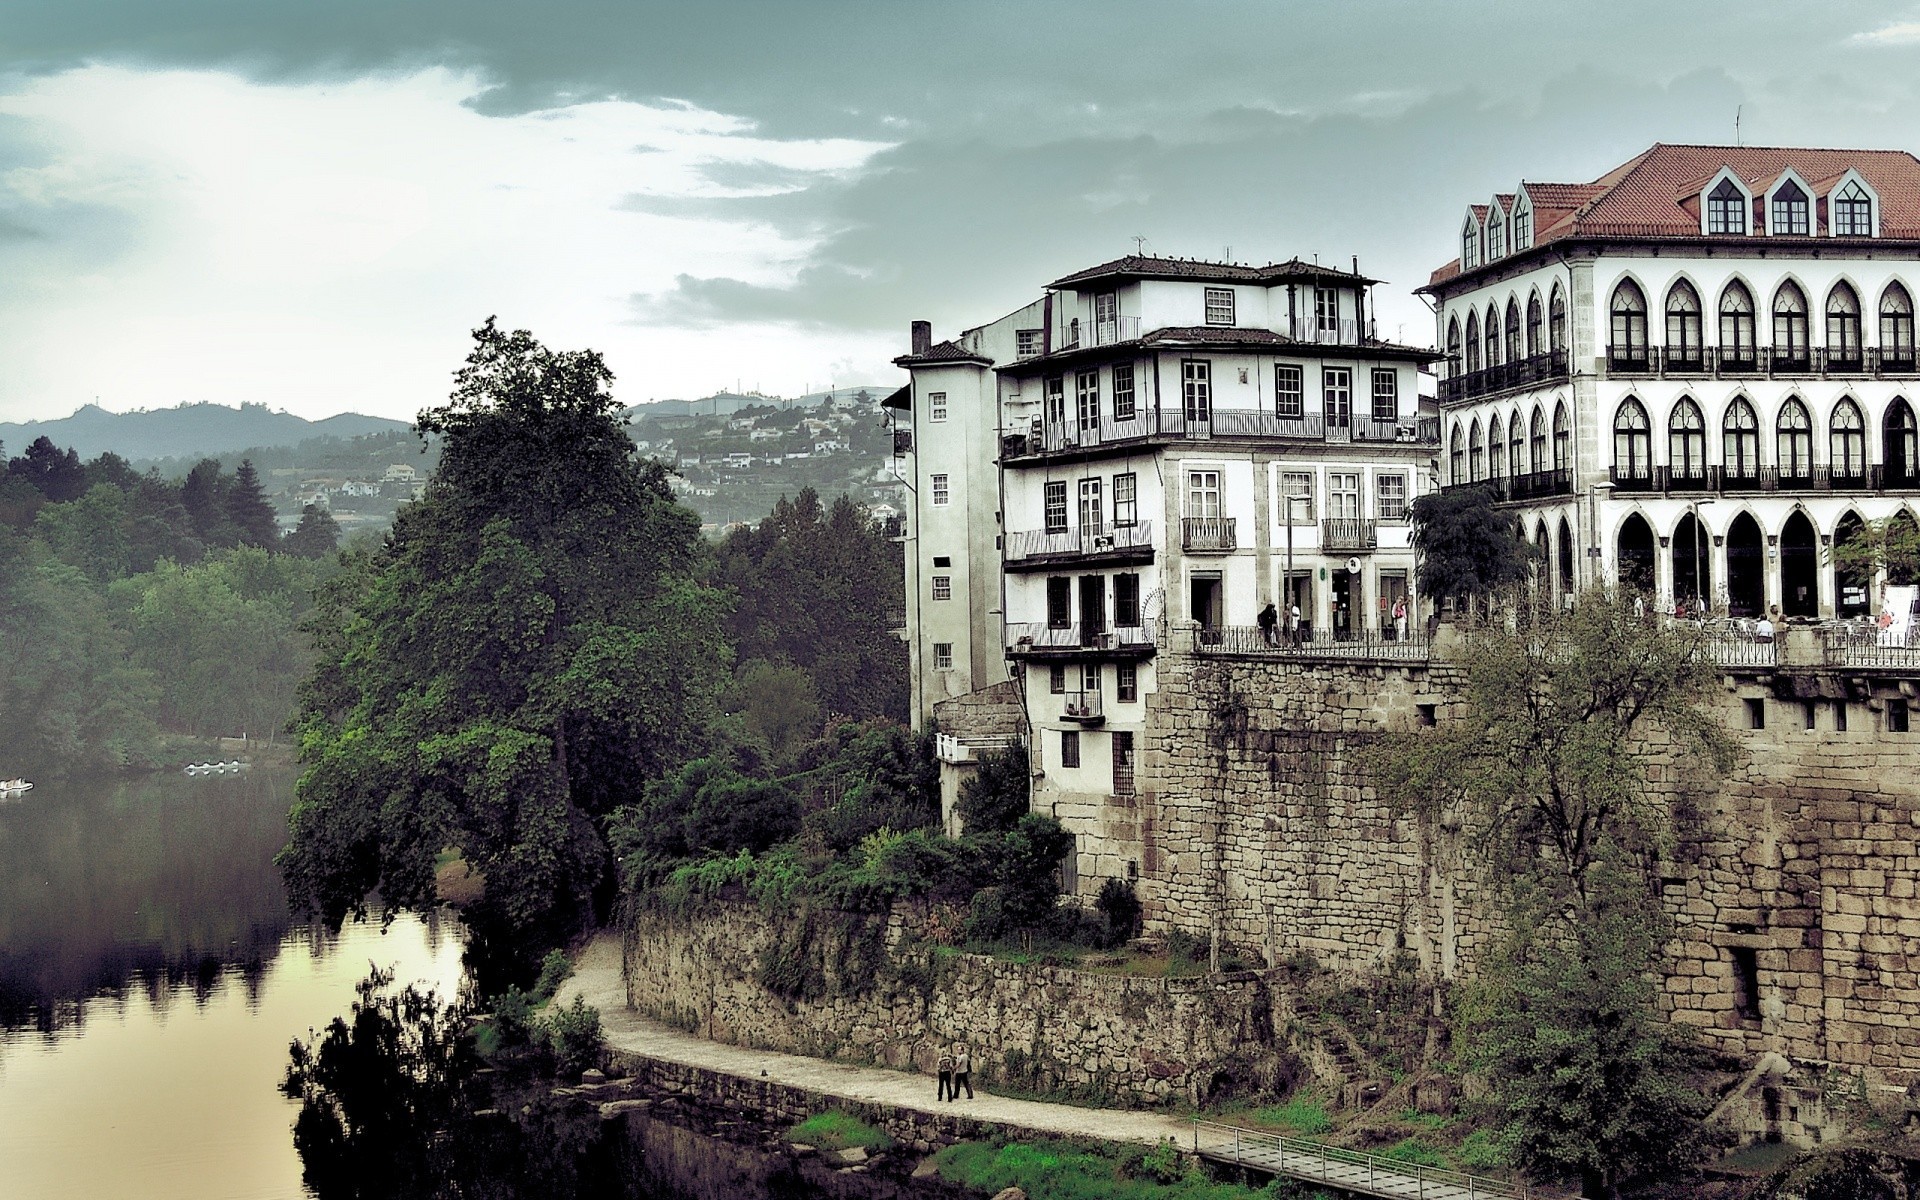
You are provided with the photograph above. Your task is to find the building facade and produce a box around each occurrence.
[1424,144,1920,617]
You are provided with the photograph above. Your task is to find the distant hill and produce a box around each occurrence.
[0,403,411,462]
[625,386,890,421]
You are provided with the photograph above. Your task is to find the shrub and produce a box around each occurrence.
[1383,1138,1448,1168]
[1250,1098,1331,1136]
[542,995,603,1078]
[490,985,539,1052]
[532,949,572,1000]
[1094,878,1142,948]
[788,1110,893,1153]
[1137,1138,1184,1184]
[1456,1129,1510,1171]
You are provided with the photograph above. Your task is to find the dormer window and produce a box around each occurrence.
[1462,215,1480,268]
[1771,179,1810,236]
[1834,180,1873,236]
[1487,209,1507,259]
[1513,200,1533,250]
[1204,287,1235,326]
[1707,178,1747,234]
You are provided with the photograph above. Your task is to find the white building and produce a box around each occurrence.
[1425,144,1920,618]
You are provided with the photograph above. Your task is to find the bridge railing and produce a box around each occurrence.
[1190,1119,1550,1200]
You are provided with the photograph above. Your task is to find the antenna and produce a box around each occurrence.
[1735,105,1742,147]
[1132,235,1147,255]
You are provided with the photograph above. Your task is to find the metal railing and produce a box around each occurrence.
[1059,315,1143,349]
[1438,350,1569,402]
[1182,516,1237,552]
[1450,468,1572,501]
[1061,689,1103,722]
[1005,406,1437,459]
[934,732,1020,764]
[1686,628,1779,668]
[1190,1119,1547,1200]
[1005,620,1157,654]
[1285,316,1364,345]
[1580,344,1920,382]
[1004,521,1154,565]
[1322,517,1377,552]
[1192,625,1430,661]
[1825,624,1920,669]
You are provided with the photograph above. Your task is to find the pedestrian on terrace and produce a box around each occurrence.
[1257,602,1278,645]
[935,1047,954,1101]
[950,1045,973,1100]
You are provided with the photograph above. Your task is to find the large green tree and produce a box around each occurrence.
[1409,485,1532,611]
[279,320,729,966]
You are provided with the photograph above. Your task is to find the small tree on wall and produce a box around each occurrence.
[1370,592,1738,1197]
[1409,486,1532,616]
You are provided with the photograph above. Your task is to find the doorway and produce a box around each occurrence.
[1671,512,1710,612]
[1835,511,1869,617]
[1283,570,1314,642]
[1331,567,1361,640]
[1079,575,1107,644]
[1726,512,1765,617]
[1617,513,1656,596]
[1781,511,1818,617]
[1379,570,1409,640]
[1189,572,1222,640]
[1557,517,1576,600]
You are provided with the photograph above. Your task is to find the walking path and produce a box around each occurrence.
[555,934,1541,1200]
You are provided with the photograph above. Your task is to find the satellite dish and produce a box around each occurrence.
[1346,557,1362,574]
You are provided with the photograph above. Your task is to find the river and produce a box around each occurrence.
[0,770,958,1200]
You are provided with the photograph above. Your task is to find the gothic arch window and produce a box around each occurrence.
[1450,421,1465,484]
[1723,396,1761,478]
[1447,316,1463,378]
[1719,280,1757,365]
[1776,396,1814,478]
[1485,305,1503,368]
[1771,179,1810,235]
[1549,285,1567,354]
[1772,281,1810,366]
[1526,290,1543,358]
[1462,214,1480,269]
[1707,177,1748,234]
[1487,207,1507,258]
[1464,310,1481,373]
[1508,409,1524,475]
[1505,297,1522,364]
[1826,282,1863,367]
[1514,202,1533,249]
[1830,397,1867,479]
[1530,407,1546,474]
[1886,397,1919,485]
[1613,397,1652,478]
[1552,402,1570,472]
[1469,418,1485,481]
[1610,279,1649,364]
[1490,412,1507,478]
[1834,179,1874,237]
[1881,283,1916,366]
[1666,280,1703,365]
[1669,397,1707,479]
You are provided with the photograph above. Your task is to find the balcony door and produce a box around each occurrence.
[1189,571,1223,636]
[1079,575,1106,644]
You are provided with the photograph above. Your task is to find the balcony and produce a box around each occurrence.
[1005,620,1158,659]
[1182,516,1237,553]
[1438,350,1570,403]
[1003,406,1439,461]
[1826,625,1920,670]
[1321,518,1377,553]
[934,732,1019,764]
[1606,346,1656,377]
[1192,624,1430,662]
[1454,468,1572,502]
[1622,465,1898,495]
[1061,690,1105,725]
[1580,345,1920,383]
[1003,521,1154,571]
[1059,315,1143,350]
[1284,316,1364,346]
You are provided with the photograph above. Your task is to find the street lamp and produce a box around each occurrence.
[1691,498,1717,615]
[1283,492,1309,642]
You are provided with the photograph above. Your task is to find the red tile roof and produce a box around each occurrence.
[1426,143,1920,289]
[1049,255,1378,289]
[892,339,991,368]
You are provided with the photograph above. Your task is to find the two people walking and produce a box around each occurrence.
[934,1044,973,1101]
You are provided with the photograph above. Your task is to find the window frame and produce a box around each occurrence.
[1827,283,1863,365]
[1280,471,1315,523]
[1016,329,1044,359]
[1060,730,1081,769]
[1376,472,1408,522]
[1328,471,1361,519]
[1773,282,1811,365]
[1370,368,1398,422]
[1834,180,1874,237]
[1776,397,1814,478]
[1186,469,1222,518]
[930,473,950,507]
[1182,359,1212,423]
[1707,177,1748,235]
[1882,283,1917,363]
[1115,663,1138,704]
[1723,397,1761,477]
[1046,576,1071,629]
[1770,179,1810,236]
[1613,397,1652,478]
[928,391,948,422]
[1203,287,1236,327]
[1274,363,1305,418]
[1112,362,1137,421]
[931,574,952,601]
[1720,281,1758,365]
[1077,476,1103,530]
[1114,572,1141,627]
[933,642,954,670]
[1665,281,1703,365]
[1043,481,1068,532]
[1831,397,1867,477]
[1112,472,1138,527]
[1049,664,1066,694]
[1322,366,1353,426]
[1609,279,1650,364]
[1669,397,1707,478]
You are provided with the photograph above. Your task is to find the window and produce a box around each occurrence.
[1104,475,1135,530]
[934,642,954,670]
[1275,364,1304,417]
[1112,363,1136,421]
[1549,285,1567,353]
[1834,179,1873,237]
[1513,201,1532,249]
[1888,398,1919,481]
[1613,398,1652,478]
[1377,473,1408,522]
[1329,472,1360,519]
[1323,367,1352,426]
[1082,662,1100,693]
[1487,206,1506,258]
[931,473,950,506]
[1827,283,1863,364]
[1046,577,1071,629]
[1891,700,1911,733]
[1485,306,1502,367]
[1776,397,1813,478]
[1731,945,1762,1021]
[1882,283,1916,362]
[1094,292,1118,339]
[1530,408,1546,473]
[1831,398,1867,477]
[1464,311,1481,373]
[1666,281,1703,364]
[1723,397,1761,477]
[1182,360,1211,423]
[1669,398,1706,478]
[931,575,952,601]
[1469,419,1485,481]
[933,555,951,567]
[1526,291,1543,357]
[1316,288,1340,337]
[1446,318,1463,378]
[1490,414,1507,479]
[1707,177,1747,234]
[1610,279,1649,364]
[1049,664,1066,693]
[1773,282,1810,365]
[1504,298,1522,364]
[1280,471,1314,522]
[1112,730,1135,795]
[1057,729,1082,768]
[1044,481,1068,532]
[1836,701,1849,732]
[1187,470,1221,517]
[1114,573,1140,626]
[1078,477,1103,530]
[1462,215,1479,267]
[1508,411,1525,473]
[1205,287,1235,326]
[1076,369,1100,433]
[928,391,948,422]
[1044,376,1066,429]
[1016,329,1044,358]
[1771,179,1810,235]
[1116,664,1138,703]
[1449,424,1465,485]
[1553,403,1570,471]
[1370,369,1398,421]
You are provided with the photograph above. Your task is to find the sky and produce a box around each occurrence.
[4,1,1920,423]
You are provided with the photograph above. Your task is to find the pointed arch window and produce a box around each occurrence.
[1552,403,1570,472]
[1525,291,1543,358]
[1609,279,1649,367]
[1485,306,1503,368]
[1881,283,1916,368]
[1886,397,1919,485]
[1723,397,1761,479]
[1462,218,1480,269]
[1464,311,1481,373]
[1469,418,1485,481]
[1613,397,1652,480]
[1830,398,1867,480]
[1487,209,1506,259]
[1508,410,1524,475]
[1513,202,1533,250]
[1549,286,1567,355]
[1450,421,1465,485]
[1665,281,1703,367]
[1504,298,1522,365]
[1489,413,1507,479]
[1446,317,1463,379]
[1719,281,1757,368]
[1776,397,1814,479]
[1834,180,1873,237]
[1530,407,1547,476]
[1826,283,1863,368]
[1771,179,1810,235]
[1772,282,1810,369]
[1669,397,1707,480]
[1707,177,1747,234]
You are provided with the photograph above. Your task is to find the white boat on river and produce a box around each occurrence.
[0,778,32,794]
[183,761,251,776]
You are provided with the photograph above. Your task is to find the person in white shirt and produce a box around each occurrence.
[1754,616,1775,643]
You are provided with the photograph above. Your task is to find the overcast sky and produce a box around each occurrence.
[4,1,1920,423]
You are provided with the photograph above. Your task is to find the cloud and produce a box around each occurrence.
[0,64,893,420]
[1849,19,1920,45]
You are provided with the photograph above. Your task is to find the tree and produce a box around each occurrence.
[226,459,281,548]
[181,458,236,547]
[1409,485,1532,611]
[6,436,87,503]
[283,503,342,559]
[279,320,730,974]
[1828,512,1920,589]
[1371,593,1736,1196]
[724,657,820,759]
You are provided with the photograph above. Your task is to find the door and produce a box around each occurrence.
[1182,360,1211,436]
[1079,575,1106,644]
[1323,366,1352,443]
[1781,511,1818,618]
[1379,571,1409,640]
[1331,568,1360,640]
[1094,292,1118,345]
[1189,573,1223,640]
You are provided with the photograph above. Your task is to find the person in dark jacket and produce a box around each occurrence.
[935,1047,954,1101]
[950,1045,973,1100]
[1257,602,1278,645]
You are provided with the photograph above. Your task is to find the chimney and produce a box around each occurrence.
[910,320,932,356]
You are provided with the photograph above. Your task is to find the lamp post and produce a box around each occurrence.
[1283,492,1308,642]
[1692,498,1717,615]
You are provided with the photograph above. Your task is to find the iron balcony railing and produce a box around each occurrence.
[1284,315,1365,345]
[1824,624,1920,669]
[1182,516,1237,552]
[1686,628,1779,669]
[934,732,1020,764]
[1191,624,1430,661]
[1005,406,1438,459]
[1003,521,1154,565]
[1587,344,1920,382]
[1061,689,1104,723]
[1058,315,1143,349]
[1438,350,1570,402]
[1321,518,1377,552]
[1450,468,1573,501]
[1005,620,1157,655]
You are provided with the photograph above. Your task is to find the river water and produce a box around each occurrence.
[0,770,954,1200]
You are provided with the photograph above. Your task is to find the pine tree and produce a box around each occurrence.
[282,504,341,559]
[226,460,281,549]
[181,458,231,546]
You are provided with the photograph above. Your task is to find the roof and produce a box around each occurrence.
[892,339,992,368]
[1048,254,1379,290]
[998,325,1439,372]
[880,384,910,411]
[1427,143,1920,289]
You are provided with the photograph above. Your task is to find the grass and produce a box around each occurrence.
[1382,1138,1448,1169]
[932,1138,1324,1200]
[787,1110,894,1153]
[1246,1098,1332,1136]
